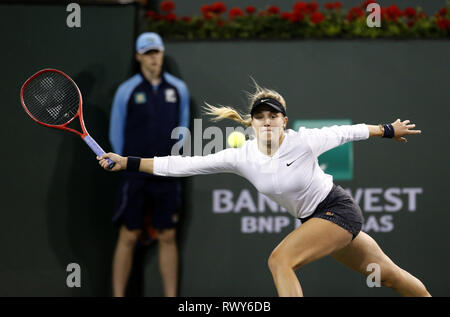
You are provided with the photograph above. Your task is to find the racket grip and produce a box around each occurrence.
[83,135,115,169]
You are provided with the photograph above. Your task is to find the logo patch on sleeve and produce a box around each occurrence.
[165,88,177,103]
[134,92,146,104]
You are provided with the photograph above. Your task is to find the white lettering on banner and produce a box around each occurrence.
[345,188,423,212]
[241,216,290,233]
[213,189,233,213]
[212,187,423,234]
[402,188,423,211]
[363,215,394,233]
[364,188,383,212]
[384,188,403,212]
[234,190,257,213]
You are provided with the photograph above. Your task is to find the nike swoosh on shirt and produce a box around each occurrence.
[287,157,301,166]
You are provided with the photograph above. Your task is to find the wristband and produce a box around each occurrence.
[126,156,141,172]
[382,123,395,138]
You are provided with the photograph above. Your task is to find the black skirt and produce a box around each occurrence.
[300,184,364,240]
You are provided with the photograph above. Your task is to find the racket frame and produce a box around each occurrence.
[20,68,88,137]
[20,68,115,169]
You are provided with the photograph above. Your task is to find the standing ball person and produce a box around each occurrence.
[102,83,429,297]
[109,32,190,297]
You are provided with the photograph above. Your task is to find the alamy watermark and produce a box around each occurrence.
[66,3,81,28]
[366,3,381,28]
[66,263,81,288]
[366,263,381,288]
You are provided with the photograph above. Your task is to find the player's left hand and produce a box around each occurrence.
[392,119,422,143]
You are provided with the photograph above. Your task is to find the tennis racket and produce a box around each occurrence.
[20,68,115,169]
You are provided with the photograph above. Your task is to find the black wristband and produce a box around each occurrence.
[382,124,395,138]
[126,156,141,172]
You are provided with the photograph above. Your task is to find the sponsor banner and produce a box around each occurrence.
[212,187,423,234]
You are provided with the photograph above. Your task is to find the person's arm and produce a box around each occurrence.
[367,119,421,143]
[301,119,421,157]
[97,148,239,176]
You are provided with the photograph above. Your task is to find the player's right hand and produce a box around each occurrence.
[97,153,126,171]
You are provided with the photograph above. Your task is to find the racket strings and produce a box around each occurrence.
[22,72,80,126]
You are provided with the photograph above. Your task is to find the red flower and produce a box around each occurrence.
[281,12,292,20]
[436,18,450,30]
[385,5,402,21]
[325,2,342,10]
[310,11,324,23]
[347,7,364,21]
[307,2,319,14]
[293,1,308,13]
[181,16,192,22]
[404,7,417,18]
[160,1,175,13]
[164,13,177,22]
[229,7,244,20]
[245,6,257,14]
[291,11,305,22]
[268,5,280,15]
[438,8,447,16]
[145,10,157,19]
[212,2,227,14]
[201,4,212,15]
[333,2,342,9]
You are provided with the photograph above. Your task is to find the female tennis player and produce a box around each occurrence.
[98,84,430,297]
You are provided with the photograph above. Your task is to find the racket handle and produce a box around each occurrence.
[83,135,115,169]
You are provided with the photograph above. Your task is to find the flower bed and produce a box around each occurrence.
[145,1,450,39]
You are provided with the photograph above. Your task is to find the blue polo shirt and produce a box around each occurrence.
[109,71,189,178]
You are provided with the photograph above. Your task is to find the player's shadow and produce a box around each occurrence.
[46,68,119,296]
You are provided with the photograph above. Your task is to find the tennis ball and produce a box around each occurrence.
[228,131,246,148]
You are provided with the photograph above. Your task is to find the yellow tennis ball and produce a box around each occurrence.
[228,131,246,148]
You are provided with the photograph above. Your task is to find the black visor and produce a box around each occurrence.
[250,97,287,117]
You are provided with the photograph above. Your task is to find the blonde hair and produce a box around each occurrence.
[203,80,287,127]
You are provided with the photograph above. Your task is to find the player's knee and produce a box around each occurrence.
[268,249,300,273]
[157,228,176,244]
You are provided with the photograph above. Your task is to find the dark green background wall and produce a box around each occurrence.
[0,3,449,296]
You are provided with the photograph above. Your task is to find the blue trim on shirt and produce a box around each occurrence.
[109,74,143,155]
[163,72,190,130]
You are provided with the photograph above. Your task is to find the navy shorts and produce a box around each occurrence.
[113,175,182,234]
[300,184,364,240]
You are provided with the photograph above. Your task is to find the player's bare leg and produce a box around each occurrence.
[268,218,352,296]
[157,228,178,297]
[112,225,142,297]
[330,231,431,296]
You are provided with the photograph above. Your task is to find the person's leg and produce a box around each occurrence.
[112,225,142,297]
[156,228,178,297]
[157,228,178,297]
[268,218,353,297]
[330,231,431,296]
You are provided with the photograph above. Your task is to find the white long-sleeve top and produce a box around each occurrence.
[154,124,370,219]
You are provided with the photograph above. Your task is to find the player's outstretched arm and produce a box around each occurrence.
[97,153,154,174]
[367,119,422,143]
